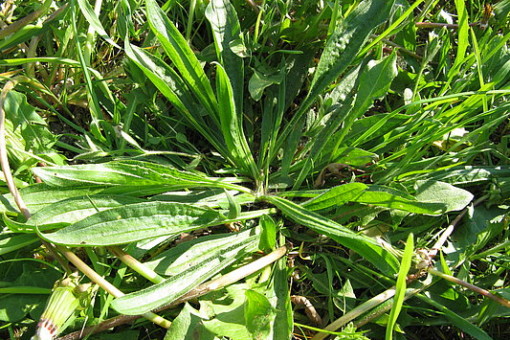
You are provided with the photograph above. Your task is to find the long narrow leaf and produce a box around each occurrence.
[263,195,399,275]
[205,0,245,114]
[215,64,257,178]
[386,233,414,340]
[145,0,219,124]
[124,42,225,154]
[33,160,251,193]
[38,202,226,246]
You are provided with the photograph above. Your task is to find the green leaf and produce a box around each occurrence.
[145,227,260,276]
[259,215,277,250]
[123,42,226,153]
[164,303,215,340]
[111,228,259,314]
[244,290,274,339]
[278,0,395,147]
[32,160,250,193]
[215,63,258,177]
[354,185,445,215]
[266,255,293,339]
[205,0,245,114]
[419,294,493,340]
[386,233,414,340]
[201,285,253,340]
[0,234,39,255]
[3,91,56,153]
[302,183,368,211]
[303,183,445,215]
[0,185,106,215]
[26,195,146,227]
[414,180,473,212]
[264,195,399,275]
[39,202,226,246]
[76,0,121,49]
[331,52,398,153]
[145,0,218,122]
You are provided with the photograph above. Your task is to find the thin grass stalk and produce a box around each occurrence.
[428,268,510,308]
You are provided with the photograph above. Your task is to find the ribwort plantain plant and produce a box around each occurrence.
[1,0,510,339]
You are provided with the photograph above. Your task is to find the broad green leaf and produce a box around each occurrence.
[145,227,260,276]
[39,202,226,246]
[0,295,46,322]
[4,91,56,153]
[111,228,259,314]
[386,233,414,340]
[303,183,445,215]
[244,290,274,339]
[453,205,507,260]
[215,63,257,177]
[26,195,146,227]
[259,215,277,250]
[414,180,473,212]
[205,0,245,113]
[145,0,219,122]
[201,285,253,339]
[33,160,250,193]
[164,303,215,340]
[264,195,399,275]
[76,0,121,49]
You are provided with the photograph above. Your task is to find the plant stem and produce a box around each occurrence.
[107,246,165,284]
[428,268,510,308]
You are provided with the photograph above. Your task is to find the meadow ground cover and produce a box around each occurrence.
[0,0,510,339]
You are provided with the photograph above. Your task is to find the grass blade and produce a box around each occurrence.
[385,233,414,340]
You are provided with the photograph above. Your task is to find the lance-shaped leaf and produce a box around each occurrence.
[145,0,219,123]
[215,63,257,178]
[33,160,250,193]
[39,202,226,246]
[264,195,399,275]
[303,183,445,215]
[26,195,146,227]
[146,227,260,276]
[112,227,260,314]
[302,183,368,211]
[205,0,245,113]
